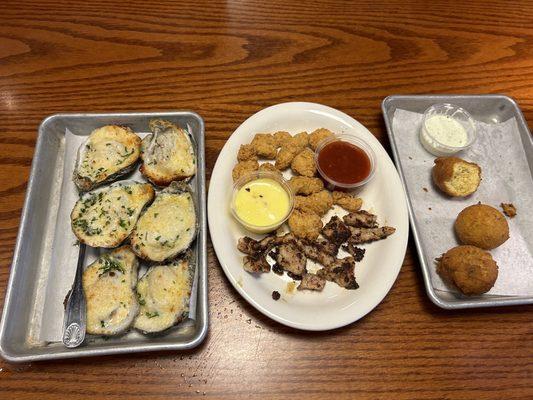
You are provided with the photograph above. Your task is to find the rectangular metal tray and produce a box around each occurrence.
[0,112,208,362]
[382,95,533,309]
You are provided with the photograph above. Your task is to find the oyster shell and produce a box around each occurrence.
[130,181,197,262]
[140,119,196,186]
[71,180,155,248]
[134,252,194,334]
[83,246,139,335]
[74,125,141,192]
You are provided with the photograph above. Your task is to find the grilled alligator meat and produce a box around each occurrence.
[321,216,352,245]
[297,273,326,291]
[243,255,271,273]
[317,257,359,289]
[295,239,339,267]
[342,242,366,262]
[347,226,396,244]
[271,242,307,276]
[237,233,295,255]
[343,210,378,228]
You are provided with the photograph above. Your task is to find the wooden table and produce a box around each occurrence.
[1,1,532,398]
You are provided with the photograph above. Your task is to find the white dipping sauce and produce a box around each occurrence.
[420,115,468,156]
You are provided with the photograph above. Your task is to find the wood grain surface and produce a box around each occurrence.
[0,0,532,398]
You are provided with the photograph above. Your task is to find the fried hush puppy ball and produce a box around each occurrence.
[295,190,333,216]
[437,245,498,295]
[455,204,509,250]
[288,209,323,241]
[291,148,316,177]
[432,157,481,197]
[309,128,334,150]
[273,131,292,147]
[332,191,363,212]
[288,176,324,195]
[237,144,257,161]
[232,160,259,182]
[251,133,277,159]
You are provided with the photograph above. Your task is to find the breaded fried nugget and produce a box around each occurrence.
[291,148,316,177]
[251,133,277,159]
[232,160,259,182]
[295,190,333,216]
[258,162,281,175]
[274,131,291,147]
[293,131,309,147]
[333,191,363,212]
[309,128,334,150]
[237,144,257,161]
[288,209,323,240]
[288,176,324,195]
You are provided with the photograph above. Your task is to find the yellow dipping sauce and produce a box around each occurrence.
[233,178,290,230]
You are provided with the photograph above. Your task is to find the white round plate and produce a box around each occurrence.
[208,102,409,330]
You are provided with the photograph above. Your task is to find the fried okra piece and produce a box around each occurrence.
[237,144,257,161]
[251,133,277,159]
[309,128,334,150]
[232,160,259,182]
[291,148,316,177]
[295,190,333,216]
[273,131,292,147]
[288,176,324,195]
[288,209,323,241]
[332,191,363,212]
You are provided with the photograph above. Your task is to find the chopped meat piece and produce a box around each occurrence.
[288,209,323,240]
[251,133,277,159]
[232,160,259,182]
[272,291,281,300]
[332,191,363,212]
[237,144,257,161]
[273,131,291,147]
[501,203,517,218]
[317,257,359,289]
[295,190,333,216]
[291,148,316,177]
[309,128,334,150]
[297,273,326,291]
[272,263,284,275]
[258,162,281,175]
[343,210,378,228]
[287,272,303,280]
[243,255,270,273]
[295,239,338,267]
[322,216,351,245]
[347,226,396,244]
[272,243,307,276]
[342,243,366,262]
[288,176,324,195]
[237,233,294,255]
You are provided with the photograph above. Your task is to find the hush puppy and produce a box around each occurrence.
[295,190,333,216]
[237,144,257,161]
[288,176,324,195]
[455,204,509,250]
[432,157,481,197]
[332,191,363,212]
[232,160,259,182]
[437,245,498,295]
[291,148,316,177]
[288,209,323,240]
[309,128,334,150]
[251,133,277,159]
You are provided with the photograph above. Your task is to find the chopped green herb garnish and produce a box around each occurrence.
[98,255,125,277]
[145,311,159,318]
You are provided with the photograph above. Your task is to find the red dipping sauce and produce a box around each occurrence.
[316,138,374,187]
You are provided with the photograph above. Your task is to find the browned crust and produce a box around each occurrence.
[139,164,192,187]
[454,204,509,250]
[432,156,481,197]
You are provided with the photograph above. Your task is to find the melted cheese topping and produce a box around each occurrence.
[83,246,138,335]
[77,125,141,183]
[131,191,196,262]
[71,183,154,248]
[134,259,192,333]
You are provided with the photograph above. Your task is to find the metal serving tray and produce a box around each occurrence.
[382,95,533,309]
[0,112,208,362]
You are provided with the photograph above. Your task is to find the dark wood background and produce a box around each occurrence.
[0,0,532,399]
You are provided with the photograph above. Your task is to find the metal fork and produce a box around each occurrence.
[62,244,87,348]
